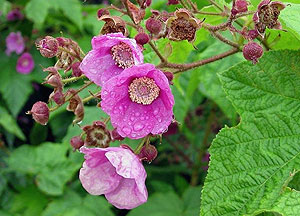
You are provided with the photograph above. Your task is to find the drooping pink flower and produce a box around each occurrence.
[79,146,147,209]
[5,32,25,56]
[16,52,35,74]
[101,63,174,139]
[6,8,24,21]
[79,33,143,86]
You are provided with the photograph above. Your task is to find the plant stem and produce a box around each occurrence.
[149,41,167,63]
[209,0,223,11]
[134,136,149,154]
[62,75,86,84]
[210,31,240,48]
[49,81,93,112]
[158,48,239,73]
[58,47,82,61]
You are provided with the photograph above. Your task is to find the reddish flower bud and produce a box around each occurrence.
[145,17,163,35]
[83,121,111,148]
[248,29,259,40]
[134,32,150,45]
[243,42,263,64]
[232,0,248,15]
[111,128,125,141]
[66,89,84,124]
[163,71,174,84]
[97,8,109,19]
[138,144,158,162]
[50,89,65,105]
[27,101,49,125]
[167,0,179,5]
[71,62,83,77]
[36,36,59,58]
[70,136,84,150]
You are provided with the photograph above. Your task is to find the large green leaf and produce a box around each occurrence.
[128,186,201,216]
[25,0,50,25]
[280,4,300,41]
[0,105,25,140]
[200,50,300,216]
[6,143,80,195]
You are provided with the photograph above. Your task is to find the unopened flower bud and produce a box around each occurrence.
[167,0,179,5]
[146,17,163,35]
[71,62,83,77]
[232,0,248,15]
[111,128,125,141]
[163,71,174,84]
[134,32,150,45]
[139,144,158,162]
[50,90,65,105]
[70,136,84,150]
[97,8,109,19]
[27,101,49,125]
[243,42,263,64]
[248,29,259,40]
[36,36,59,58]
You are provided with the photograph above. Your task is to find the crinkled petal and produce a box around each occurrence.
[258,0,271,10]
[79,147,123,195]
[80,51,123,86]
[271,1,286,10]
[105,178,147,209]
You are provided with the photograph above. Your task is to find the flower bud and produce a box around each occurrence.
[111,128,125,141]
[145,17,163,35]
[36,36,59,58]
[83,121,111,148]
[66,89,84,124]
[232,0,248,15]
[167,0,179,5]
[50,90,65,105]
[134,32,150,45]
[163,71,174,84]
[70,136,84,150]
[138,144,158,162]
[97,8,109,19]
[27,101,49,125]
[71,62,83,77]
[247,29,259,40]
[243,42,263,64]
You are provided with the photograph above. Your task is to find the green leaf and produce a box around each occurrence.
[42,190,114,216]
[280,4,300,41]
[0,105,25,140]
[200,50,300,216]
[51,0,83,30]
[25,0,50,25]
[0,53,33,117]
[10,185,48,216]
[6,143,80,195]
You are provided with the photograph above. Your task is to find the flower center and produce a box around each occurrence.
[22,59,29,67]
[128,77,160,105]
[170,18,196,41]
[111,42,134,69]
[259,5,280,28]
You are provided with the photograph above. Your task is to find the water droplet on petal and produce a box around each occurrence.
[135,112,140,117]
[102,90,108,96]
[134,122,144,131]
[153,108,159,115]
[130,116,135,121]
[158,118,162,123]
[140,116,145,120]
[110,92,116,97]
[122,126,132,135]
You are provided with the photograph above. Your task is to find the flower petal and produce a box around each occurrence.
[105,178,148,209]
[79,147,123,195]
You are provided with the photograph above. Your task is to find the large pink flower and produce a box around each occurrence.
[79,33,143,86]
[79,146,147,209]
[101,63,174,139]
[16,52,35,74]
[5,32,25,56]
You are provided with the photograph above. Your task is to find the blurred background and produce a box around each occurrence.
[0,0,240,215]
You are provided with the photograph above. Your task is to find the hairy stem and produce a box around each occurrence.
[62,74,86,84]
[149,41,167,63]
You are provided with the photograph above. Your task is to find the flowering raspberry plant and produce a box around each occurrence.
[1,0,300,215]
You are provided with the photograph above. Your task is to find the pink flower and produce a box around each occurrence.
[101,63,174,139]
[16,52,35,74]
[79,33,143,86]
[6,9,24,21]
[5,32,25,56]
[79,146,147,209]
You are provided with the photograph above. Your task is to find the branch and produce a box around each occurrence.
[149,41,167,63]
